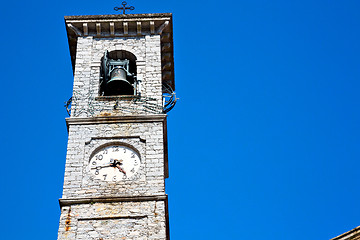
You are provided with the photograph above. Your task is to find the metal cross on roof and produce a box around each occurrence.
[114,1,135,14]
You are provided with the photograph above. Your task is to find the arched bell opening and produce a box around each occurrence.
[100,50,137,96]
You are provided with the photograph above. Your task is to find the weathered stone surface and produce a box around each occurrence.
[61,121,166,199]
[58,201,167,240]
[70,35,163,118]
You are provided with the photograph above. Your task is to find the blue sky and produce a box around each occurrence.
[1,0,359,239]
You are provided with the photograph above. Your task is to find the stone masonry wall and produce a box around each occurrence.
[70,35,163,118]
[58,33,167,240]
[57,200,167,240]
[62,120,165,199]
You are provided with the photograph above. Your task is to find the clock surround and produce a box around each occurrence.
[88,143,141,181]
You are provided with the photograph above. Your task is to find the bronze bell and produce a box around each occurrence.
[101,51,136,96]
[105,67,134,95]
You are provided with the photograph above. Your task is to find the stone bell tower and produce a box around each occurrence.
[57,6,175,240]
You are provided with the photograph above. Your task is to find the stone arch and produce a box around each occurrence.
[93,45,144,64]
[113,45,144,62]
[89,141,141,161]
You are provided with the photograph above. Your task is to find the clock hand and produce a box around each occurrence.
[91,164,112,170]
[116,165,127,175]
[113,159,126,175]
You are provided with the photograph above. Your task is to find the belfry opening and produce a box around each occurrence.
[100,50,137,96]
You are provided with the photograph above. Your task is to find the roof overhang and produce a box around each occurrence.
[331,225,360,240]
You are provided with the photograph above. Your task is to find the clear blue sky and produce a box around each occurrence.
[0,0,359,239]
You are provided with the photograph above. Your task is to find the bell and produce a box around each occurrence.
[105,67,134,95]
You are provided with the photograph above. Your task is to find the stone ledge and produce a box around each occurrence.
[59,195,167,207]
[66,114,167,126]
[87,135,146,143]
[78,215,147,221]
[95,95,142,101]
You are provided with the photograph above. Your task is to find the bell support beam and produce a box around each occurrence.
[123,22,128,35]
[150,21,155,34]
[110,22,115,36]
[157,21,169,34]
[137,21,142,36]
[83,23,88,36]
[67,23,82,36]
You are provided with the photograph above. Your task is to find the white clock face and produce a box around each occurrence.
[88,145,141,181]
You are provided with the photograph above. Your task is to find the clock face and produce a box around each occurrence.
[88,145,141,181]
